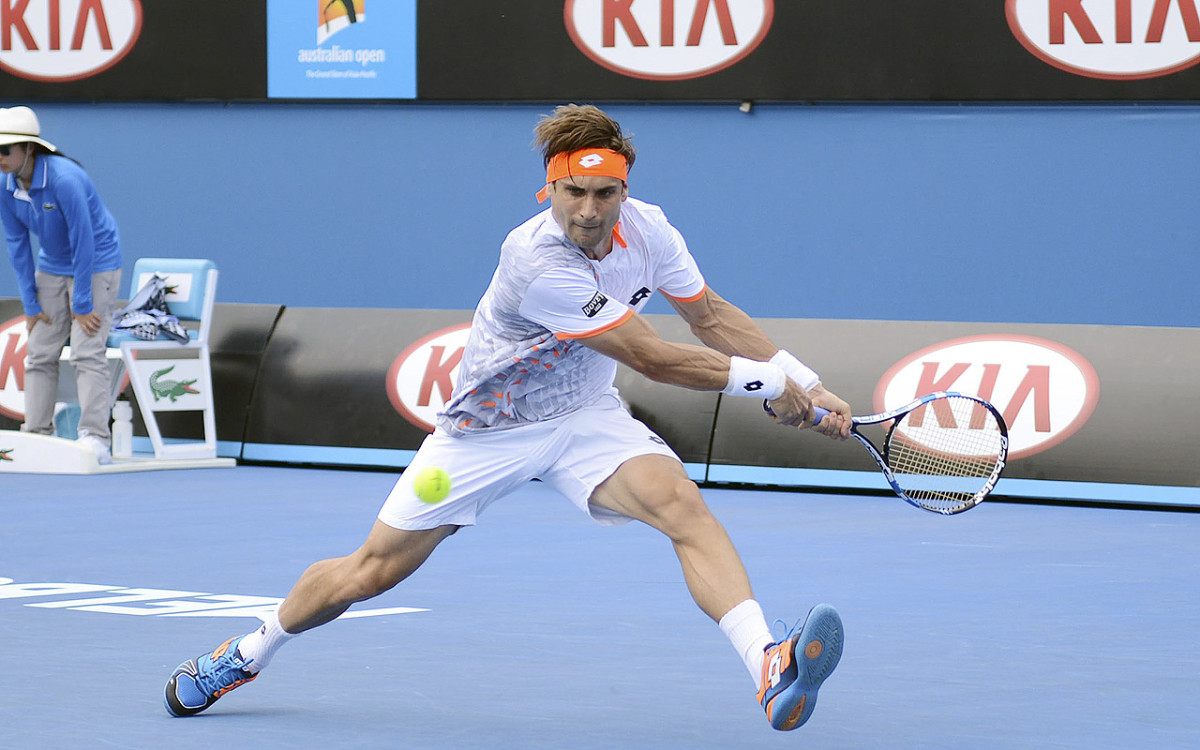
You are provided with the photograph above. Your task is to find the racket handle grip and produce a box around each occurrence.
[763,399,832,425]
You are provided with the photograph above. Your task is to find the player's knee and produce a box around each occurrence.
[653,478,716,540]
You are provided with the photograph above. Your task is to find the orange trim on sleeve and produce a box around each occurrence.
[659,283,708,304]
[553,308,635,340]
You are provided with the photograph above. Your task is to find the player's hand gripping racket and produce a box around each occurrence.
[768,391,1009,515]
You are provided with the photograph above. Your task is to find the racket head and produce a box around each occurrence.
[878,393,1008,514]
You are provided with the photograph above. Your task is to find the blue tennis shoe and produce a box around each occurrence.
[164,635,257,717]
[756,604,844,730]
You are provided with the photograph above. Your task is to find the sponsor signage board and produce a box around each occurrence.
[0,314,28,422]
[3,2,1200,101]
[4,297,1196,487]
[874,334,1101,460]
[417,1,1200,101]
[0,0,143,83]
[0,0,266,99]
[1007,0,1200,81]
[709,318,1198,487]
[562,0,776,81]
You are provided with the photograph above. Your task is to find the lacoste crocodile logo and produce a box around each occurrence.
[0,448,12,462]
[149,365,200,403]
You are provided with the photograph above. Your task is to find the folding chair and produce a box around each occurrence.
[109,258,219,459]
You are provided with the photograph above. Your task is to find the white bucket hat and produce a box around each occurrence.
[0,106,58,152]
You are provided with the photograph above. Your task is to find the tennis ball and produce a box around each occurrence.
[413,466,451,504]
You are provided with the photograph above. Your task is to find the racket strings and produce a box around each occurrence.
[884,397,1005,513]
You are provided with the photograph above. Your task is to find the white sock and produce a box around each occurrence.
[235,610,297,674]
[718,599,775,691]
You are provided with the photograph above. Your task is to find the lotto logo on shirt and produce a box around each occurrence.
[581,292,609,318]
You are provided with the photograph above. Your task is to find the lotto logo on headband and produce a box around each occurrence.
[537,148,629,202]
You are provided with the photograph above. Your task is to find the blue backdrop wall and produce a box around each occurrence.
[1,102,1197,327]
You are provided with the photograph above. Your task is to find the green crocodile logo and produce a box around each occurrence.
[149,365,200,403]
[0,448,12,462]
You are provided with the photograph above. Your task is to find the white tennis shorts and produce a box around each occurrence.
[378,394,681,530]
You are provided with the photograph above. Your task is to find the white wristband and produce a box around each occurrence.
[722,357,787,400]
[770,350,820,391]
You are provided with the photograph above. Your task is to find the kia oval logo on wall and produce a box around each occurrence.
[564,0,774,81]
[0,0,144,83]
[0,316,29,421]
[386,323,472,433]
[1007,0,1200,80]
[876,335,1100,460]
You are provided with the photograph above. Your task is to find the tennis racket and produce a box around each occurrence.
[767,391,1008,515]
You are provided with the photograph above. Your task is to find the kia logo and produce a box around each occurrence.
[876,335,1100,460]
[386,323,472,433]
[564,0,774,81]
[0,316,28,421]
[0,0,144,83]
[1007,0,1200,80]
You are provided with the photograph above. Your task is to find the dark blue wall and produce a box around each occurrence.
[2,102,1197,327]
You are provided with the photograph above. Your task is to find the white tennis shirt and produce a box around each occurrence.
[438,197,706,436]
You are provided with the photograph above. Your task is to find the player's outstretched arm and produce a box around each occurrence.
[669,287,851,438]
[578,311,736,392]
[578,312,847,437]
[665,286,778,360]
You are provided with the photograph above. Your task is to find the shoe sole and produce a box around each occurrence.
[777,604,844,731]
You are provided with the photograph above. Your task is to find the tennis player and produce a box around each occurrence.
[164,104,852,731]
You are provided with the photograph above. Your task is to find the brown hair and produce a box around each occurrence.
[533,104,636,170]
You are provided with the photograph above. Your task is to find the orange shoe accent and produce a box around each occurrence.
[755,639,795,704]
[210,637,236,660]
[805,640,823,659]
[779,696,807,731]
[213,673,257,698]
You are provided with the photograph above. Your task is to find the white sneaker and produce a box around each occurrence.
[77,434,112,465]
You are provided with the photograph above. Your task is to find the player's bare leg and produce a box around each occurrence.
[587,453,753,621]
[278,521,456,633]
[165,522,454,716]
[588,454,842,731]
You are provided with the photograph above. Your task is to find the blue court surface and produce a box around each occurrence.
[3,466,1198,750]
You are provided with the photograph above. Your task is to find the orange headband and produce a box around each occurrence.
[536,148,629,203]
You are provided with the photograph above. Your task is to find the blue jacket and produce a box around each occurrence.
[1,154,122,316]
